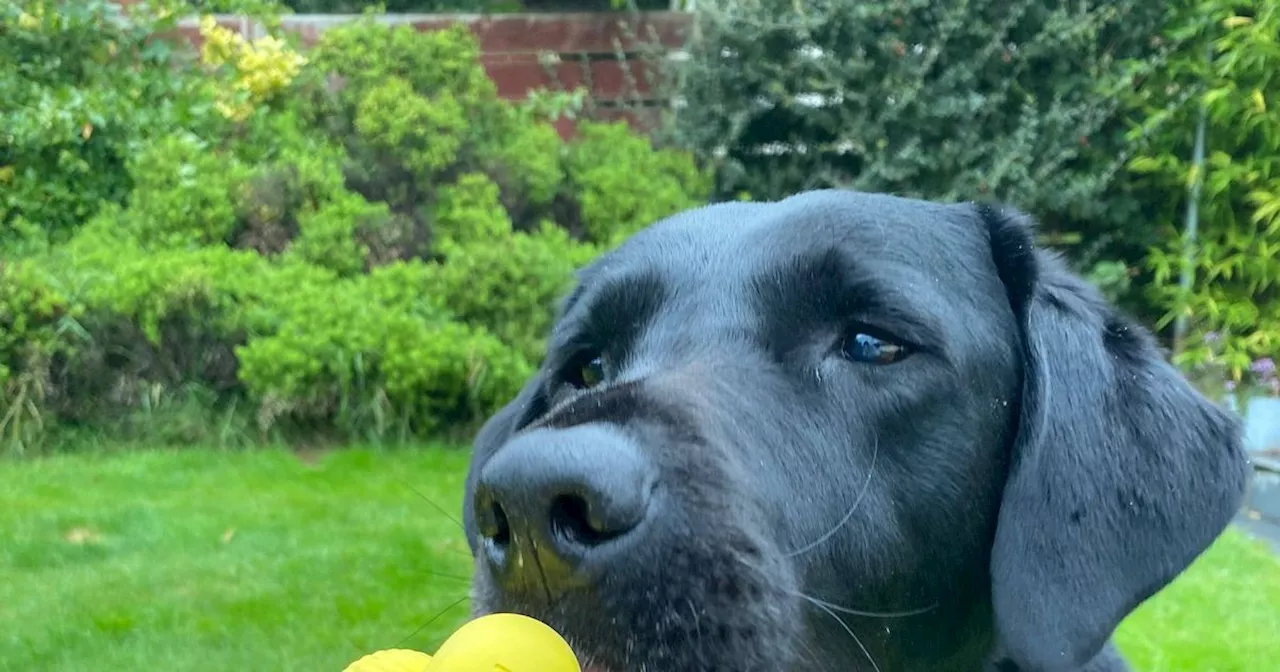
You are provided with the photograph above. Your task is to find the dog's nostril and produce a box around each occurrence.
[476,425,656,582]
[549,494,611,546]
[490,501,511,546]
[477,494,512,547]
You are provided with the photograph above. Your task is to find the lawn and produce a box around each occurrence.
[1,447,1277,671]
[0,447,475,671]
[1114,524,1280,672]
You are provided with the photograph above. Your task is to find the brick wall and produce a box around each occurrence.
[163,11,694,138]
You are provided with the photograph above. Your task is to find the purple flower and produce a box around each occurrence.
[1224,379,1238,392]
[1204,331,1222,344]
[1251,357,1276,376]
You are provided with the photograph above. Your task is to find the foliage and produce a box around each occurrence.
[673,0,1162,204]
[0,0,229,252]
[234,263,533,439]
[354,77,468,180]
[111,133,255,248]
[0,3,710,454]
[286,190,391,276]
[1128,1,1280,394]
[667,0,1182,319]
[199,14,308,121]
[565,121,714,246]
[191,0,669,13]
[0,260,82,453]
[425,222,600,363]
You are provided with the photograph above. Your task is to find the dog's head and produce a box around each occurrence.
[461,191,1249,671]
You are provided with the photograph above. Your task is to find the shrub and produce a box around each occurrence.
[112,133,254,248]
[1126,1,1280,391]
[425,222,600,363]
[432,172,515,252]
[477,105,567,216]
[199,14,308,122]
[0,260,83,454]
[0,0,228,253]
[285,190,391,276]
[667,0,1175,312]
[0,5,710,453]
[565,121,715,246]
[236,263,533,439]
[353,77,468,180]
[192,0,669,13]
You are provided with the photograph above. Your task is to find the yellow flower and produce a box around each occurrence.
[198,15,308,121]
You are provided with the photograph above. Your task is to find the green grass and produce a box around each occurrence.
[0,447,476,671]
[1115,526,1280,672]
[1,447,1277,671]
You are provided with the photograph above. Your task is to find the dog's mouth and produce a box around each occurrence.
[561,635,621,672]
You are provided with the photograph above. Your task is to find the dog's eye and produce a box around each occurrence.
[566,355,607,389]
[842,331,911,365]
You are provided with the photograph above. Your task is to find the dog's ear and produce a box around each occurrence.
[979,204,1250,671]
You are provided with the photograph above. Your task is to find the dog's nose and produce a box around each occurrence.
[473,424,656,594]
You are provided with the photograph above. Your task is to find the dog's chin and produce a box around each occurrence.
[467,604,682,672]
[468,533,804,670]
[471,589,801,672]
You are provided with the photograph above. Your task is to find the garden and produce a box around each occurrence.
[2,0,1279,669]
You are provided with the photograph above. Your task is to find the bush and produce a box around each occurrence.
[1128,1,1280,395]
[566,121,714,246]
[0,0,230,253]
[0,260,83,454]
[667,0,1176,315]
[425,222,600,363]
[193,0,670,13]
[114,133,255,248]
[0,4,710,454]
[234,262,533,439]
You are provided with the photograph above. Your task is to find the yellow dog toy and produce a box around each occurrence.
[343,613,581,672]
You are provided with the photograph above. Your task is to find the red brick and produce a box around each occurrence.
[148,11,687,136]
[404,12,692,53]
[480,53,668,101]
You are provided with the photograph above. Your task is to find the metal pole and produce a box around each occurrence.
[1173,42,1212,355]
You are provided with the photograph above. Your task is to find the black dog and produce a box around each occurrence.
[462,190,1250,672]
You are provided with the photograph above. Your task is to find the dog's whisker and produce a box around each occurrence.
[784,437,880,558]
[390,477,477,561]
[397,594,471,650]
[734,554,936,620]
[798,592,939,619]
[417,568,473,583]
[390,471,466,532]
[802,593,883,672]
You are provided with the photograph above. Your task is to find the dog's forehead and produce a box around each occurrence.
[597,190,982,288]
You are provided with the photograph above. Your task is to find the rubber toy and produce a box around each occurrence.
[343,612,581,672]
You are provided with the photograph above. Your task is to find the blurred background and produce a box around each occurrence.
[1,0,1277,669]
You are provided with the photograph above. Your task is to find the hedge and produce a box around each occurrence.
[667,0,1280,397]
[0,2,711,454]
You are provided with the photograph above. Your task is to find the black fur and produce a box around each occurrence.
[462,190,1250,672]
